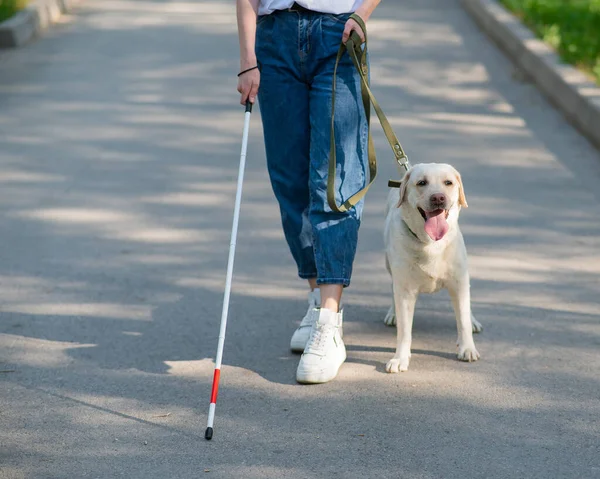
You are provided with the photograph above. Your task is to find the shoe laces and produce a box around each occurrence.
[305,322,337,355]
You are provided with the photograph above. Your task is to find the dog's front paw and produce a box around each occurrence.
[471,315,483,333]
[384,306,396,327]
[457,344,480,362]
[385,356,410,373]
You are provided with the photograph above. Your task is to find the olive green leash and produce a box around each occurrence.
[328,13,410,212]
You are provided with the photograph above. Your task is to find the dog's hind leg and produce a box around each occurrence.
[383,303,396,327]
[471,314,483,333]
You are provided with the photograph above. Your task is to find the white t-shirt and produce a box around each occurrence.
[258,0,364,16]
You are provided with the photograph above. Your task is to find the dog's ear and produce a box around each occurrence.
[397,170,412,207]
[455,171,468,208]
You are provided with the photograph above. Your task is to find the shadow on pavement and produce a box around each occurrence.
[1,0,599,477]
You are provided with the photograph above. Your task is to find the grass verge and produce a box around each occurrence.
[0,0,29,23]
[500,0,600,83]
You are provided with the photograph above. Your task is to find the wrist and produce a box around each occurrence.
[354,0,380,22]
[353,9,370,22]
[238,65,259,76]
[240,54,257,70]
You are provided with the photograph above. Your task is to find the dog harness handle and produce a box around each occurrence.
[328,13,410,213]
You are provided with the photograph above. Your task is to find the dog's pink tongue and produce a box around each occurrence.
[424,210,448,241]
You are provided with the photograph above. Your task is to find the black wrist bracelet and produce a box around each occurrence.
[237,66,259,77]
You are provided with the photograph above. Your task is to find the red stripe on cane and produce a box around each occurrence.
[210,369,221,403]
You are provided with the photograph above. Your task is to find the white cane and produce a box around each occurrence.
[205,100,253,440]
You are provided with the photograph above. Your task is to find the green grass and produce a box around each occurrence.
[0,0,28,23]
[500,0,600,83]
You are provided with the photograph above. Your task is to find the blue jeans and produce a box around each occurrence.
[256,9,368,287]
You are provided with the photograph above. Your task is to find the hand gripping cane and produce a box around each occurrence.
[205,100,253,440]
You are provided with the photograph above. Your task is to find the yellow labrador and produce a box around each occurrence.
[383,163,481,373]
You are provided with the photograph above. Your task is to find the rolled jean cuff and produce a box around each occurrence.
[298,271,318,280]
[316,277,350,287]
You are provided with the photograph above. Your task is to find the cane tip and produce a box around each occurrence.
[204,427,213,440]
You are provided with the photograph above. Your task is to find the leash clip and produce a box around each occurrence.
[392,143,410,170]
[396,154,410,171]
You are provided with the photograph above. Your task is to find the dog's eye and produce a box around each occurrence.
[416,180,428,187]
[444,180,453,186]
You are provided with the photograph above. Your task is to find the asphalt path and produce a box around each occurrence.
[1,1,599,477]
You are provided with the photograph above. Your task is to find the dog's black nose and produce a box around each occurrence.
[430,193,446,209]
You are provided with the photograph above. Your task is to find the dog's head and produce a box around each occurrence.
[398,163,468,241]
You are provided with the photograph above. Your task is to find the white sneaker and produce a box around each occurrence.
[290,289,321,353]
[296,308,346,384]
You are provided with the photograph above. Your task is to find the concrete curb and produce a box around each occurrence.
[461,0,600,149]
[0,0,81,48]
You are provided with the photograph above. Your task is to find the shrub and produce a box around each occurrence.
[0,0,29,23]
[501,0,600,83]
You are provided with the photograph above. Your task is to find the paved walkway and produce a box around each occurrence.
[1,1,599,478]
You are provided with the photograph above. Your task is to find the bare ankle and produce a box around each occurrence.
[319,284,343,313]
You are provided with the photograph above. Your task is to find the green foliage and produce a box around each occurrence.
[0,0,28,23]
[500,0,600,83]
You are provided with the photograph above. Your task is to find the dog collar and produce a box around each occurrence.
[389,180,421,240]
[402,219,420,240]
